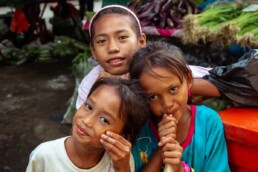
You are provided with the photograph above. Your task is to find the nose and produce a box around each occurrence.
[108,39,119,54]
[82,113,94,128]
[161,95,174,113]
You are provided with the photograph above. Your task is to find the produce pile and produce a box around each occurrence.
[128,0,200,29]
[181,2,258,47]
[0,36,87,65]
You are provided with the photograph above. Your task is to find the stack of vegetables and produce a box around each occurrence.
[128,0,200,36]
[0,36,87,65]
[181,2,258,47]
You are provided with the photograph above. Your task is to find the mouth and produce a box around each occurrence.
[107,57,125,67]
[76,125,89,136]
[163,110,177,117]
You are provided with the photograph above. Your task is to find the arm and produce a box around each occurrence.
[191,78,221,97]
[140,148,163,172]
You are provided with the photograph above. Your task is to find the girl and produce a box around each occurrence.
[26,77,149,172]
[129,41,230,172]
[75,5,212,110]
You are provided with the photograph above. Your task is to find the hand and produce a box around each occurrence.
[158,114,178,141]
[100,131,132,172]
[98,72,130,80]
[159,137,183,172]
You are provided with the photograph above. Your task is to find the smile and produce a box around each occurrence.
[107,58,125,66]
[76,125,89,136]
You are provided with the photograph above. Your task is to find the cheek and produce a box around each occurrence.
[150,102,162,117]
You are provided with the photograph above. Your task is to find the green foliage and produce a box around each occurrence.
[0,36,88,65]
[181,2,258,47]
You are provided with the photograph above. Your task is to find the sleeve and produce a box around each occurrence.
[76,65,103,109]
[188,65,212,78]
[203,110,230,172]
[130,153,135,172]
[26,149,43,172]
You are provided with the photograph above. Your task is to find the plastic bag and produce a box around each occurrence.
[204,49,258,106]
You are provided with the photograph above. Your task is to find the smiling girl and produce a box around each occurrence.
[26,77,149,172]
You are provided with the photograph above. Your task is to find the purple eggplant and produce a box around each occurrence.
[166,18,174,28]
[178,0,186,14]
[161,0,173,12]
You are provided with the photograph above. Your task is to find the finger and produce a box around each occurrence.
[106,131,131,147]
[158,115,178,134]
[100,132,131,153]
[101,131,131,152]
[158,136,177,147]
[162,142,182,152]
[158,114,178,127]
[100,136,131,161]
[158,122,177,138]
[162,148,182,165]
[162,144,183,165]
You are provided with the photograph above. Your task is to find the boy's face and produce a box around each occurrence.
[139,67,190,122]
[90,14,146,75]
[72,85,125,148]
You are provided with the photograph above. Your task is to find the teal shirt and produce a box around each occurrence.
[132,105,230,172]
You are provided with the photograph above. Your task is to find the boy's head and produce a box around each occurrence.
[73,77,149,146]
[89,5,146,75]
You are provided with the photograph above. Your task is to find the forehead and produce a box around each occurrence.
[93,14,136,35]
[92,85,119,100]
[139,67,181,90]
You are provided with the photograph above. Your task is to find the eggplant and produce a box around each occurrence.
[161,0,173,12]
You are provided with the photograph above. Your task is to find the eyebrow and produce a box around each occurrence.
[95,29,131,38]
[87,97,117,121]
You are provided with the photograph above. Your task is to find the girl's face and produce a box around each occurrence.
[139,67,191,122]
[90,13,146,75]
[72,85,125,148]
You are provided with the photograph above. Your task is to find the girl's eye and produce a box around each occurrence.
[99,117,110,124]
[96,39,106,44]
[149,95,158,101]
[84,103,93,111]
[170,86,178,93]
[119,35,128,40]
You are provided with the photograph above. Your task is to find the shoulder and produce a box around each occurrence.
[29,137,67,160]
[81,65,103,80]
[79,65,103,87]
[195,105,223,129]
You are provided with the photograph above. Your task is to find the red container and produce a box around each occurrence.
[219,107,258,172]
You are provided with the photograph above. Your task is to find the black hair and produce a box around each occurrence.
[88,77,149,144]
[90,6,142,41]
[130,41,192,84]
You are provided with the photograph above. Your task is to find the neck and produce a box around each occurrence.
[176,105,192,144]
[65,137,105,169]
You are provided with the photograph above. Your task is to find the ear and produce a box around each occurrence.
[186,71,193,89]
[90,43,97,61]
[138,33,147,48]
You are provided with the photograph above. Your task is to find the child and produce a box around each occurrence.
[129,41,230,172]
[75,5,212,110]
[26,77,149,172]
